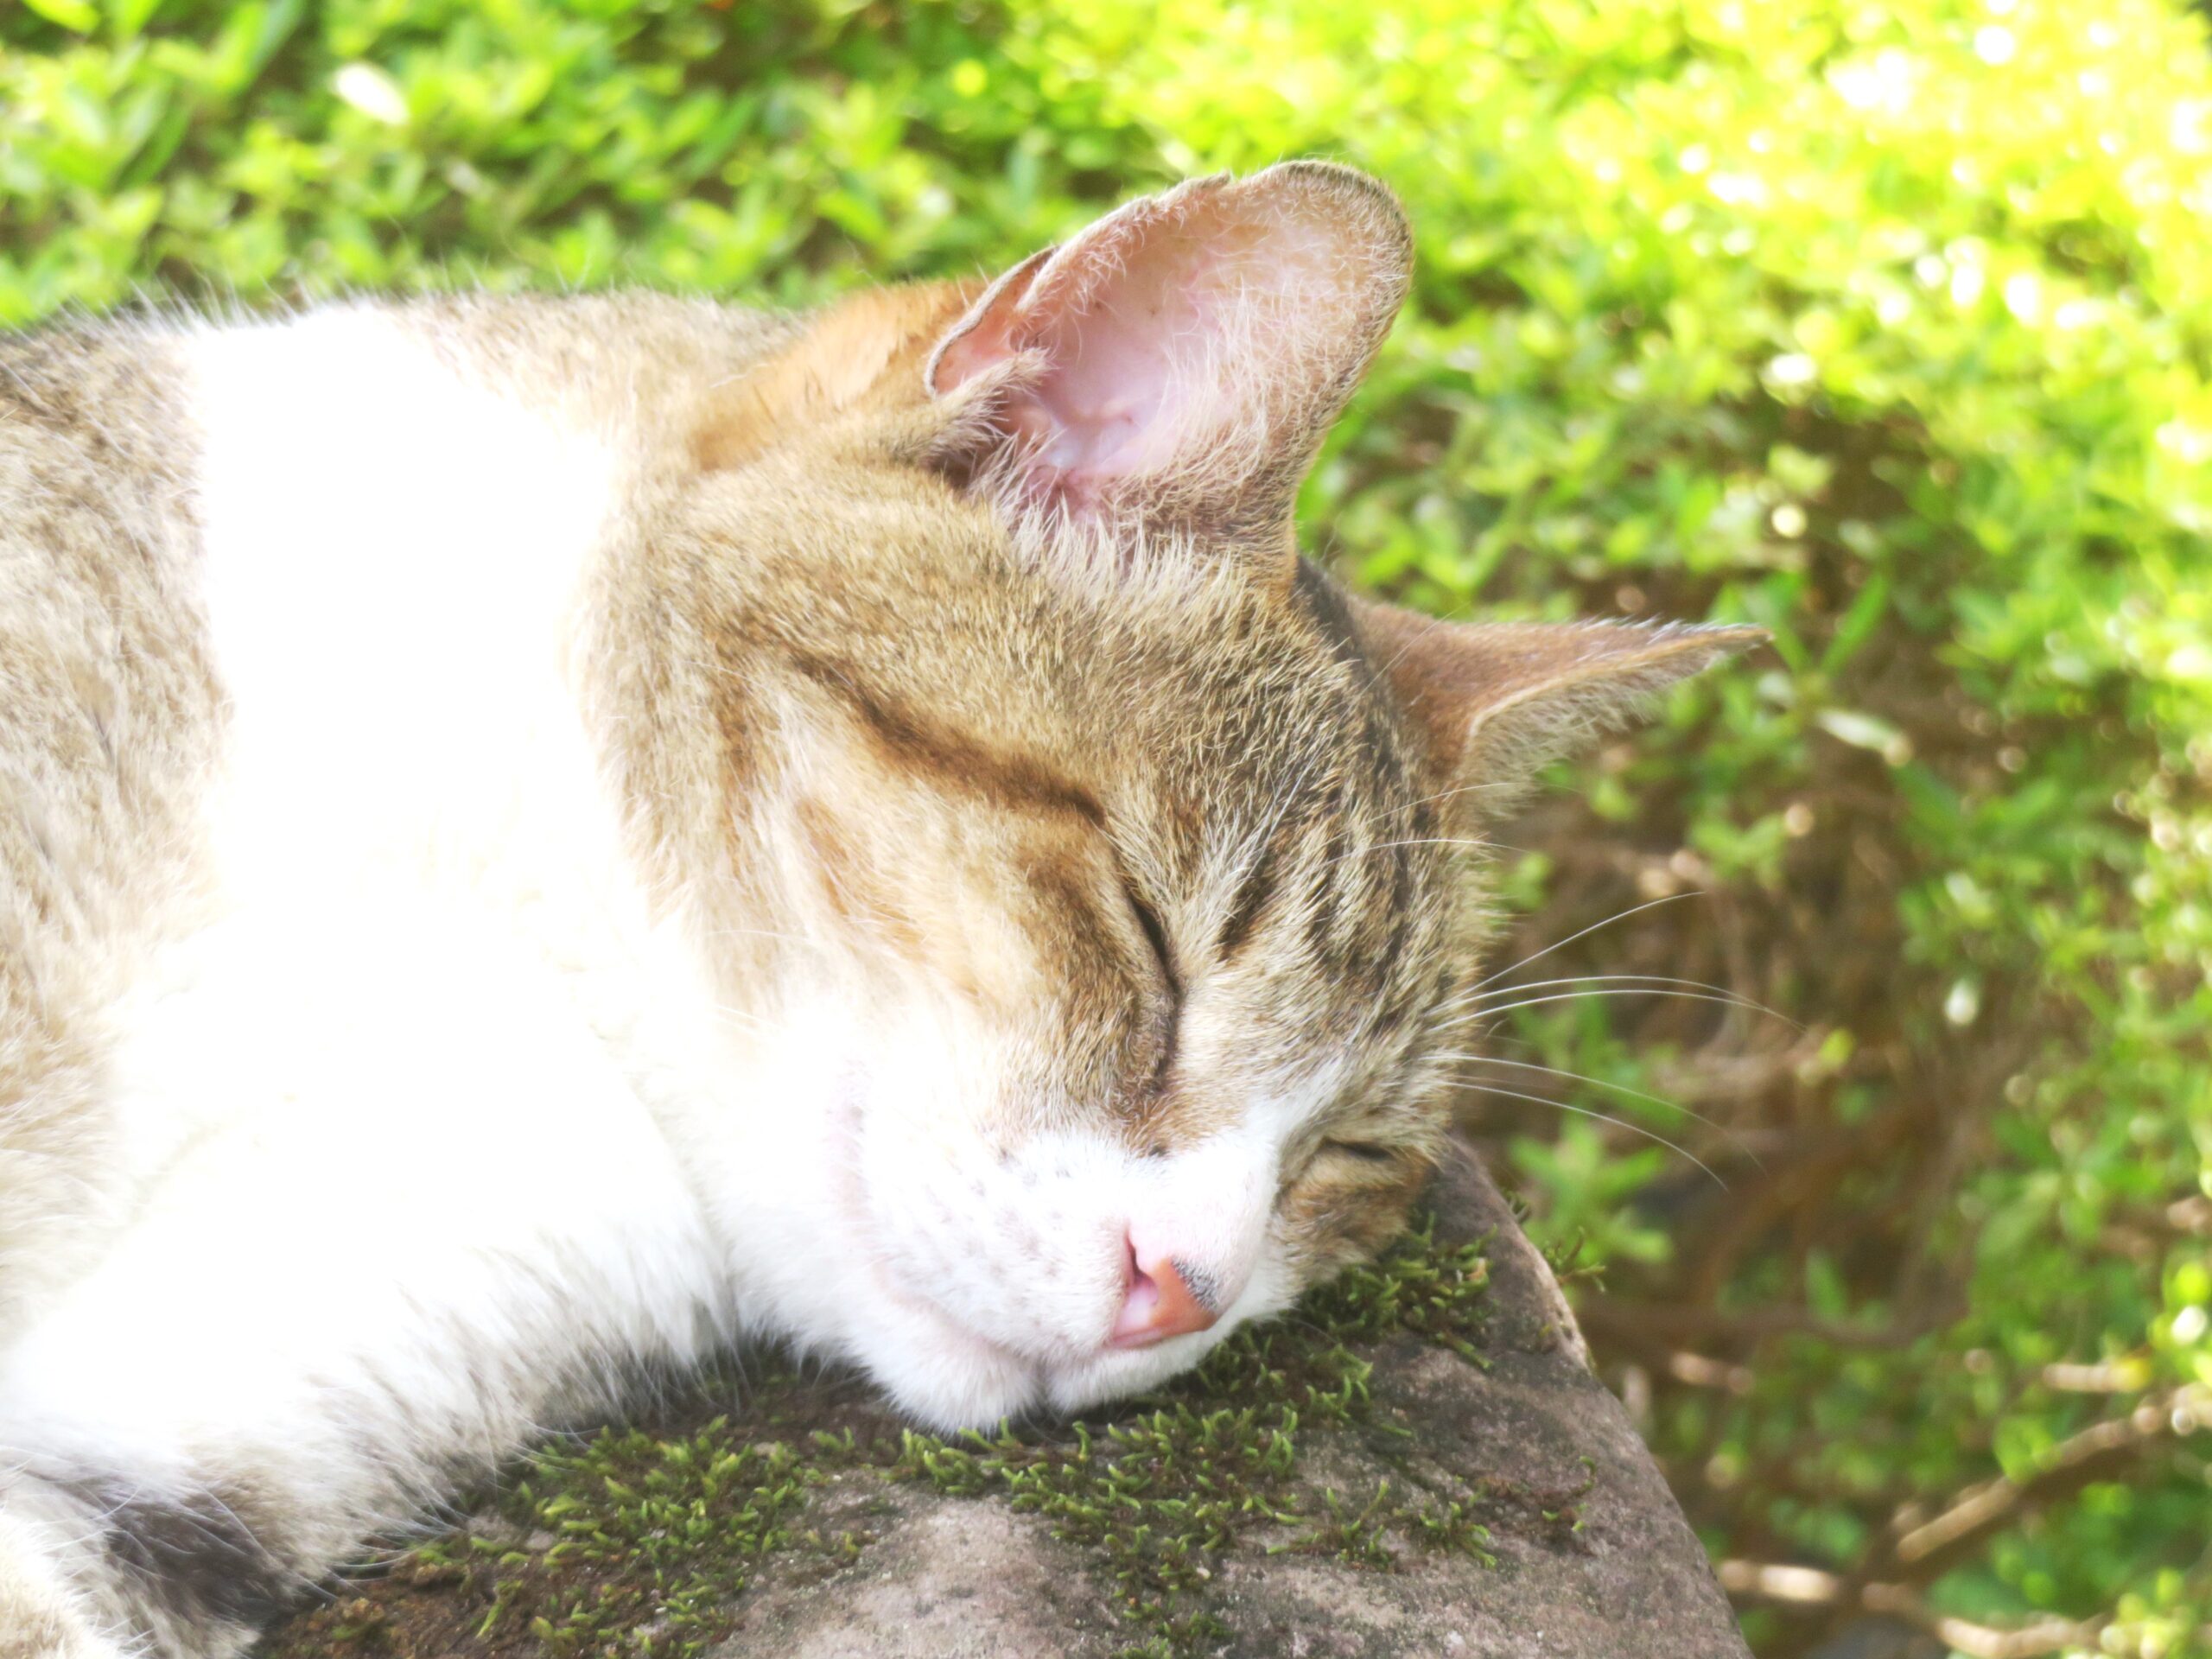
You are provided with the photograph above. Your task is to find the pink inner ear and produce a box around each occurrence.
[931,180,1330,511]
[1021,228,1217,485]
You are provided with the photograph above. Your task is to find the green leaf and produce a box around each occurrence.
[22,0,99,31]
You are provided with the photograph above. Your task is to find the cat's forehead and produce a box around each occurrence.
[1091,564,1457,1044]
[1088,562,1427,847]
[766,487,1421,815]
[766,493,1451,973]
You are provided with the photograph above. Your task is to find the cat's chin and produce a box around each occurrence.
[1038,1334,1230,1421]
[875,1352,1044,1435]
[849,1281,1226,1433]
[876,1339,1210,1434]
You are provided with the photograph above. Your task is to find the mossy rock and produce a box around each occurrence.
[262,1141,1745,1659]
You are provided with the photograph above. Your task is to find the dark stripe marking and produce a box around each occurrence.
[1290,557,1376,682]
[786,652,1105,827]
[75,1478,294,1634]
[1216,823,1287,961]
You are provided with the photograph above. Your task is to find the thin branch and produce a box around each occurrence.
[1718,1563,2212,1659]
[1878,1385,2209,1582]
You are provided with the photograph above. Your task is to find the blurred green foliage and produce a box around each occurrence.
[4,1,2210,1654]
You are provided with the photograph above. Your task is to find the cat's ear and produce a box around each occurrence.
[1353,599,1766,817]
[925,162,1411,539]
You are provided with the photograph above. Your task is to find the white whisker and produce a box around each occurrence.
[1474,984,1796,1032]
[1437,1052,1765,1173]
[1471,892,1706,992]
[1441,987,1783,1027]
[1438,973,1793,1027]
[1463,1081,1726,1190]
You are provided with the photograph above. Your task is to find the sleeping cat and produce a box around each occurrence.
[0,162,1755,1657]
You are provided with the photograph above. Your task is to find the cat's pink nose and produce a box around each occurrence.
[1110,1240,1217,1349]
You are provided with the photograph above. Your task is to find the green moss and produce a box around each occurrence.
[269,1425,871,1659]
[267,1211,1501,1659]
[881,1211,1497,1655]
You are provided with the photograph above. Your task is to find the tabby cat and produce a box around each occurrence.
[0,162,1755,1657]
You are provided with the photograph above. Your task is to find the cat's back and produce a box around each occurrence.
[0,319,219,1328]
[0,322,215,945]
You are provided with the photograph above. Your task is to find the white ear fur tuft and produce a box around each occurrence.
[927,162,1412,537]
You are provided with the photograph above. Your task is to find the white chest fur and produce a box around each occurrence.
[99,313,741,1178]
[187,308,620,891]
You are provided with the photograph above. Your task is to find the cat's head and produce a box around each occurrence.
[641,163,1757,1428]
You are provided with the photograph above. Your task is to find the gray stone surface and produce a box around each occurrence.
[727,1491,1128,1657]
[711,1141,1749,1659]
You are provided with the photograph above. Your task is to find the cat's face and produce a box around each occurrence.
[703,543,1464,1426]
[644,164,1756,1427]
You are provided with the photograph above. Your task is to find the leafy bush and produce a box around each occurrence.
[5,1,2209,1654]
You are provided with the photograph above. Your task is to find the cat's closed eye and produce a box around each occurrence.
[1324,1139,1399,1166]
[1281,1138,1408,1193]
[1125,887,1177,992]
[1123,884,1182,1093]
